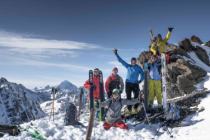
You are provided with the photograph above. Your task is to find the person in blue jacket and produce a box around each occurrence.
[113,48,144,114]
[147,55,162,110]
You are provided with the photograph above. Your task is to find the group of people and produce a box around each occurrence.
[84,27,174,130]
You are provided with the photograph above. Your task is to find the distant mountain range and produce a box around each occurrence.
[0,77,79,125]
[0,77,45,125]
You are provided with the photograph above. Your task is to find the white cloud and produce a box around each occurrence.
[0,30,99,59]
[107,60,127,76]
[0,57,90,72]
[0,31,98,50]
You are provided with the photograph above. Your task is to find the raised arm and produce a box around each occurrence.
[163,27,173,43]
[113,49,129,68]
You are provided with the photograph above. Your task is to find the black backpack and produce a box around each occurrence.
[64,103,78,125]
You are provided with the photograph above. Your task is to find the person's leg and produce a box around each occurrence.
[103,122,112,130]
[133,83,140,109]
[155,80,162,105]
[113,121,128,129]
[126,82,132,111]
[148,80,155,107]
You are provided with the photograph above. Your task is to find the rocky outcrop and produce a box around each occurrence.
[191,35,203,44]
[179,38,195,52]
[194,46,210,66]
[137,35,209,99]
[0,78,45,125]
[167,59,207,98]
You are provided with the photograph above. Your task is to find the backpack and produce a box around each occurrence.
[64,102,78,125]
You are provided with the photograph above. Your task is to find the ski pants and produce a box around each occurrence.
[125,82,140,111]
[148,80,162,105]
[103,121,128,130]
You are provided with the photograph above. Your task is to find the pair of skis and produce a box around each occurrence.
[85,70,105,140]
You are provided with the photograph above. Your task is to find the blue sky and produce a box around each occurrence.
[0,0,210,88]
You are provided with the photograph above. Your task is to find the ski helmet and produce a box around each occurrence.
[112,89,120,95]
[112,88,120,98]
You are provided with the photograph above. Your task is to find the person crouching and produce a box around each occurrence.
[100,89,142,130]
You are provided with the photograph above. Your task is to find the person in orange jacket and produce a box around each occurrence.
[84,68,103,100]
[84,68,105,119]
[105,67,124,98]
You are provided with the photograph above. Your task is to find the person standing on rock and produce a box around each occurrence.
[150,27,174,56]
[105,67,124,98]
[113,49,144,114]
[147,55,163,111]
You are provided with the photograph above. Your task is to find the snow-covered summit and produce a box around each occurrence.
[57,80,78,93]
[0,77,45,125]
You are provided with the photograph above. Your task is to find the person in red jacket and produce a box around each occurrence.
[105,67,124,98]
[84,68,105,119]
[84,68,102,100]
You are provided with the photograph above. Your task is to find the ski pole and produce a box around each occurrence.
[141,102,150,125]
[49,87,56,121]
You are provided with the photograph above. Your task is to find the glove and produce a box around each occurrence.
[168,27,174,32]
[113,48,118,55]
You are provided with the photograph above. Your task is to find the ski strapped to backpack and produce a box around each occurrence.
[99,70,105,121]
[85,70,95,140]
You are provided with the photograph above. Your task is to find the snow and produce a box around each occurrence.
[158,76,210,140]
[0,78,44,125]
[188,52,210,72]
[57,80,78,93]
[1,73,210,140]
[191,42,210,60]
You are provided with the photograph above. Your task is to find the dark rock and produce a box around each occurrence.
[177,76,195,94]
[194,46,210,66]
[191,35,203,44]
[0,77,8,83]
[205,41,210,48]
[167,59,207,97]
[179,38,194,52]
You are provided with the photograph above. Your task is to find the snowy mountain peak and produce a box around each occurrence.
[0,78,45,125]
[0,77,8,84]
[57,80,78,92]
